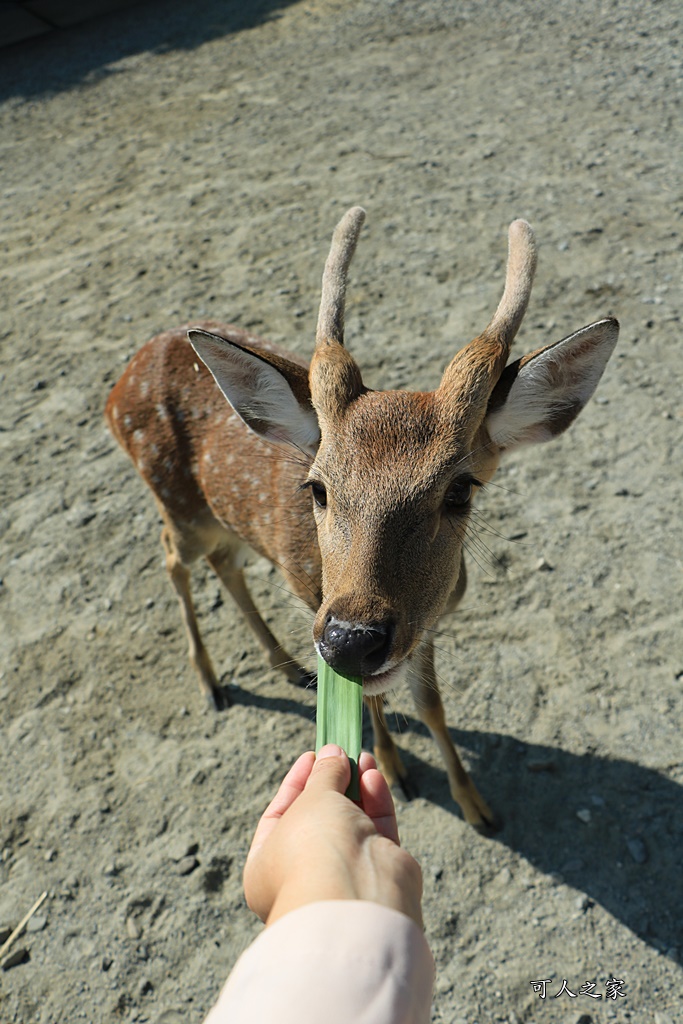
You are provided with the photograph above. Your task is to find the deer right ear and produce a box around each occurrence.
[188,329,320,455]
[485,317,619,451]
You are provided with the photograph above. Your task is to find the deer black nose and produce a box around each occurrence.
[319,617,393,677]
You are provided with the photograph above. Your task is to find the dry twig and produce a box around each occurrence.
[0,891,48,961]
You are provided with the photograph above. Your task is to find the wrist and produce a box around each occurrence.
[266,870,359,927]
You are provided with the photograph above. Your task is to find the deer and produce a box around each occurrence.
[105,207,618,832]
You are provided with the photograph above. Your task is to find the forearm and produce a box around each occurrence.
[206,901,435,1024]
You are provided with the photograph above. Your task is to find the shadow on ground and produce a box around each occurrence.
[0,0,302,101]
[412,720,682,958]
[231,684,683,958]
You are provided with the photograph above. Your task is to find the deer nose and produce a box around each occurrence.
[319,617,393,677]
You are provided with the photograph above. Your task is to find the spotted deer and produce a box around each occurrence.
[105,207,618,831]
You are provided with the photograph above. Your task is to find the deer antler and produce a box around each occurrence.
[483,218,537,363]
[316,206,366,348]
[310,207,367,420]
[439,219,537,412]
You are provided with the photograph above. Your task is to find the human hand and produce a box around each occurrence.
[243,745,424,929]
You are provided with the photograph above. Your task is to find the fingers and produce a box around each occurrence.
[303,744,352,796]
[249,751,316,856]
[359,765,400,845]
[358,750,377,773]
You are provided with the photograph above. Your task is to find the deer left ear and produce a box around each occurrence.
[485,317,619,451]
[189,329,321,455]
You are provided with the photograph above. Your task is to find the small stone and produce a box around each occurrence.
[139,977,154,996]
[576,808,592,824]
[626,836,648,864]
[26,914,47,933]
[576,1015,594,1024]
[125,917,142,940]
[1,946,29,970]
[101,955,113,971]
[0,925,12,944]
[44,848,57,862]
[168,838,199,862]
[176,855,199,876]
[575,894,593,911]
[535,557,554,572]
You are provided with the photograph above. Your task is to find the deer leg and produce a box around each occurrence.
[161,527,228,711]
[410,637,500,833]
[206,548,312,689]
[366,695,418,801]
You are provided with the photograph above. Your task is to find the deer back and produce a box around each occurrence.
[105,321,322,601]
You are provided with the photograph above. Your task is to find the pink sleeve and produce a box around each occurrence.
[204,900,435,1024]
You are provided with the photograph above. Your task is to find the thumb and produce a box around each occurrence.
[305,745,351,795]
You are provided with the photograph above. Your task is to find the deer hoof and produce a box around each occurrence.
[206,685,233,712]
[393,773,419,803]
[472,808,503,836]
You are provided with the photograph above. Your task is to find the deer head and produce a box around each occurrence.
[189,208,618,696]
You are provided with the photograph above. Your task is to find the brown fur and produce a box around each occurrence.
[105,213,617,832]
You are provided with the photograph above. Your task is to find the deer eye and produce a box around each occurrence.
[444,478,478,510]
[308,481,328,509]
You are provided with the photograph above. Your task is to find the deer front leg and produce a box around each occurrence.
[410,637,500,833]
[161,527,229,711]
[366,695,418,801]
[206,548,312,689]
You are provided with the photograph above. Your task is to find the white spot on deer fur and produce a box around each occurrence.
[133,429,145,446]
[111,404,119,421]
[193,362,200,373]
[150,443,159,456]
[140,380,150,397]
[204,452,212,465]
[156,403,168,422]
[124,414,133,430]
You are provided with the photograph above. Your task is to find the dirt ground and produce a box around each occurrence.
[1,1,682,1021]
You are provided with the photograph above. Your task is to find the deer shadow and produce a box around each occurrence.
[223,683,682,955]
[228,680,316,724]
[395,717,683,957]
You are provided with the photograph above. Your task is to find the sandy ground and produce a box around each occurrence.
[1,1,682,1021]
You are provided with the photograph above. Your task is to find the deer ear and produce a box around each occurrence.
[485,317,619,451]
[188,329,320,454]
